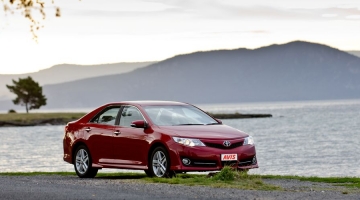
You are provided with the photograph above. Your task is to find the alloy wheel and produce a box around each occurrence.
[152,150,167,177]
[75,149,89,174]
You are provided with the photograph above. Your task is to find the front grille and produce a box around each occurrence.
[221,156,257,167]
[204,141,243,149]
[192,160,217,167]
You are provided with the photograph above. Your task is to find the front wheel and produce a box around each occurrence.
[148,146,172,178]
[74,145,98,178]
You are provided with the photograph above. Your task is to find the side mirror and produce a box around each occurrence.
[130,120,147,128]
[215,118,222,124]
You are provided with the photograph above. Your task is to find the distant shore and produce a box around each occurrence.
[0,113,85,127]
[210,112,272,119]
[0,112,272,127]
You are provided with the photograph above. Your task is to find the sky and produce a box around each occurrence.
[0,0,360,74]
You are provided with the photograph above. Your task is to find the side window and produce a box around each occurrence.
[90,107,120,125]
[119,106,144,127]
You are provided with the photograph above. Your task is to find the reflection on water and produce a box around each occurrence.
[0,100,359,177]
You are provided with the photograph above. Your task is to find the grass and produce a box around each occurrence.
[262,175,360,189]
[0,113,86,123]
[1,169,359,191]
[145,168,280,190]
[0,169,279,191]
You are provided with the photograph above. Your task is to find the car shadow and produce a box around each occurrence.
[95,174,148,180]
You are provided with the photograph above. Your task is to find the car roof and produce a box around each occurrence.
[106,101,190,106]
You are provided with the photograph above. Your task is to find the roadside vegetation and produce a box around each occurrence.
[145,167,280,190]
[0,168,279,191]
[1,167,359,191]
[262,175,360,189]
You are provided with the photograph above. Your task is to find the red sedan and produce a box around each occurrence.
[63,101,258,178]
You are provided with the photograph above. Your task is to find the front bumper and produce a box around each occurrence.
[168,142,258,171]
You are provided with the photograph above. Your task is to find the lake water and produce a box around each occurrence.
[0,99,359,177]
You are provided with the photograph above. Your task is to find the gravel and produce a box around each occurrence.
[0,175,359,200]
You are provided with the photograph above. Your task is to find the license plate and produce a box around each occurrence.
[221,154,238,161]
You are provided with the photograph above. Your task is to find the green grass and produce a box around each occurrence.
[101,168,281,190]
[145,172,279,190]
[0,113,86,123]
[0,170,279,191]
[262,175,360,188]
[1,170,359,191]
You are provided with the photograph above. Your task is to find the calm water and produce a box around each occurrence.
[0,100,359,177]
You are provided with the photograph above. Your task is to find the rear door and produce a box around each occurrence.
[85,106,121,164]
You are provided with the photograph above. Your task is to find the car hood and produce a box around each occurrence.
[157,124,248,139]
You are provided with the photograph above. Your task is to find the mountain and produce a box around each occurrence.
[348,51,360,58]
[1,41,360,111]
[0,62,155,101]
[27,41,360,109]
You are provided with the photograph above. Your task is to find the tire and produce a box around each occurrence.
[148,146,172,178]
[73,145,98,178]
[144,170,152,177]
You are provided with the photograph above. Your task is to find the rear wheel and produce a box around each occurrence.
[74,145,98,178]
[148,146,172,178]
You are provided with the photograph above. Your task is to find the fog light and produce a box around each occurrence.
[252,156,257,164]
[182,158,191,165]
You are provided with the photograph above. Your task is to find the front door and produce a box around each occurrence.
[113,105,149,165]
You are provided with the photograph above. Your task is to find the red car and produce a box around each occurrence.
[63,101,258,178]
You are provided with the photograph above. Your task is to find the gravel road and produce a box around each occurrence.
[0,175,358,200]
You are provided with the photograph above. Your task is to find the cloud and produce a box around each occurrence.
[305,7,360,20]
[61,0,360,22]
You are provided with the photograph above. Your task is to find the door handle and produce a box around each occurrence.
[114,130,121,135]
[85,127,91,132]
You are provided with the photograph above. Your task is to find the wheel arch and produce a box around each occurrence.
[147,141,170,166]
[71,141,88,164]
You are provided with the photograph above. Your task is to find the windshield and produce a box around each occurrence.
[143,105,218,126]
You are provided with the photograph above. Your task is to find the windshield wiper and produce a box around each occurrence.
[206,123,220,125]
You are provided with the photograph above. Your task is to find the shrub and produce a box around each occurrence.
[213,166,236,181]
[8,109,17,113]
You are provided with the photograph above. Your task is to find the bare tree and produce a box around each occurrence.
[2,0,61,39]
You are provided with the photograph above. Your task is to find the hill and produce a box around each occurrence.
[31,41,360,109]
[348,51,360,58]
[0,62,155,101]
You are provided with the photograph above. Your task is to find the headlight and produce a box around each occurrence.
[173,137,205,147]
[243,136,254,145]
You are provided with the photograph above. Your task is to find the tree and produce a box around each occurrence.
[2,0,61,39]
[6,76,47,113]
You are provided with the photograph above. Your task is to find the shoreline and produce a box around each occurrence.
[0,112,272,127]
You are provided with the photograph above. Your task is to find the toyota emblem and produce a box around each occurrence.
[223,141,231,147]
